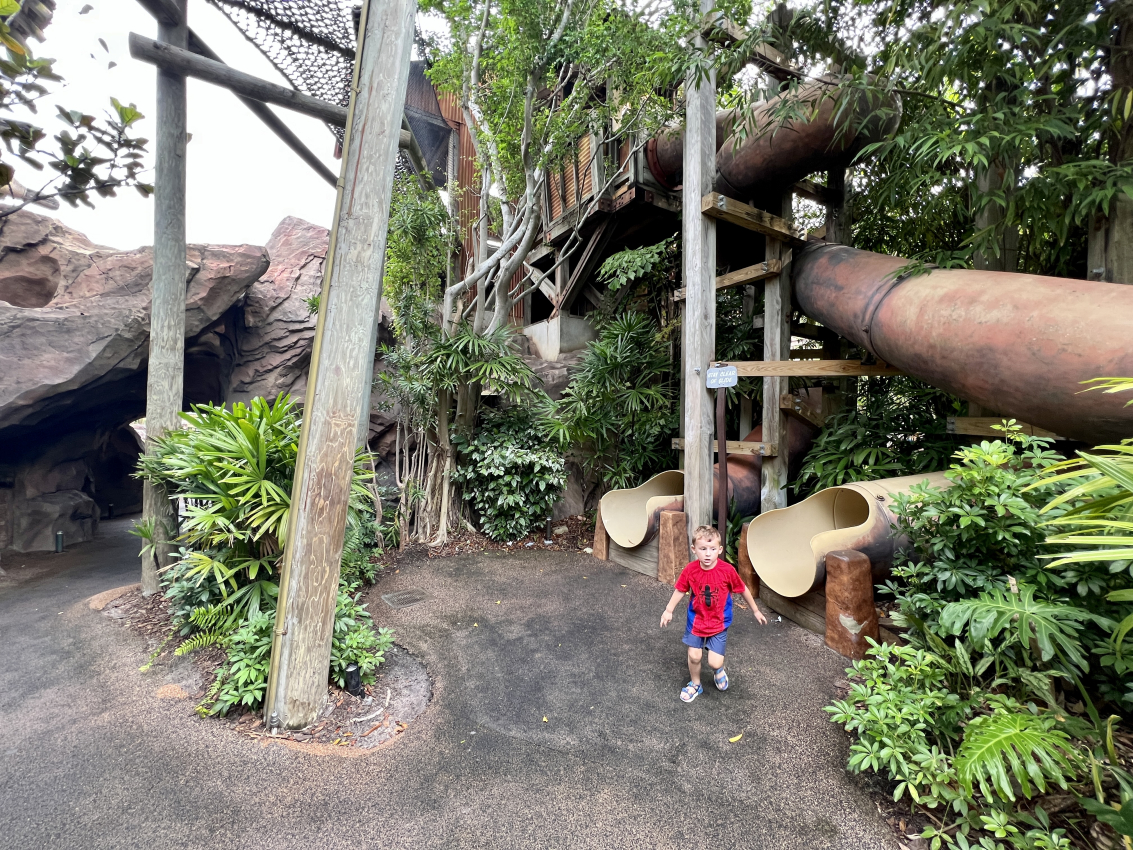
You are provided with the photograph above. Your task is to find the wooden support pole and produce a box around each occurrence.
[761,194,792,514]
[129,33,350,126]
[825,168,849,244]
[716,386,728,545]
[824,549,879,659]
[682,0,717,537]
[264,0,416,731]
[593,510,609,561]
[139,0,187,596]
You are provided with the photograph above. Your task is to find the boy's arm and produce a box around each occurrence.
[660,589,685,628]
[742,585,768,625]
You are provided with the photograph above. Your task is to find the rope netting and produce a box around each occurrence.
[208,0,452,184]
[207,0,358,138]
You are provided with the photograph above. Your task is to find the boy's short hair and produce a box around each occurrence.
[692,525,722,545]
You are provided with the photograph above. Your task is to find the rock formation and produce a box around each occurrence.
[0,210,269,551]
[0,210,582,551]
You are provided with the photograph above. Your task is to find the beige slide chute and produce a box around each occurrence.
[599,470,685,548]
[746,472,951,597]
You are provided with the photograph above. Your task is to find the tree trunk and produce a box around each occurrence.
[973,158,1018,272]
[1088,0,1133,283]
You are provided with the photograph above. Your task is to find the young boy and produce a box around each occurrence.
[659,525,767,703]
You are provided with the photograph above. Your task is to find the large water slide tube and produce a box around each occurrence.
[645,80,900,201]
[747,248,1133,597]
[794,245,1133,445]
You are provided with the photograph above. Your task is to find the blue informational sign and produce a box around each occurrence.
[705,364,738,388]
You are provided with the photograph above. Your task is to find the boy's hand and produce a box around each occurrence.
[660,609,673,628]
[753,605,768,625]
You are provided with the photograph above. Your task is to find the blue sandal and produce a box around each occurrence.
[680,682,703,703]
[713,667,729,691]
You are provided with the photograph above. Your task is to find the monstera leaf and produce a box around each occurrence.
[955,712,1078,802]
[939,586,1110,673]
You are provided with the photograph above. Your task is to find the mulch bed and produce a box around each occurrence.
[100,587,430,751]
[419,512,595,559]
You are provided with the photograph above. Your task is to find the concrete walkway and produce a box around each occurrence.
[0,521,896,850]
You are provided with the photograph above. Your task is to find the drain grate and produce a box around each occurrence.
[381,589,428,609]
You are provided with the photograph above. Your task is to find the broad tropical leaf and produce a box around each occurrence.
[955,711,1078,802]
[939,586,1108,672]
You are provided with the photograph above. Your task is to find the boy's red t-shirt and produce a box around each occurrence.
[674,559,747,637]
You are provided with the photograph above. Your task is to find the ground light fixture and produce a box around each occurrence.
[544,516,553,545]
[55,531,64,553]
[344,663,363,696]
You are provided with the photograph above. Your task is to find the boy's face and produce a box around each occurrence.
[692,537,723,569]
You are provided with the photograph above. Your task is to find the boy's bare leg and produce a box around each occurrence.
[686,646,703,686]
[707,650,725,671]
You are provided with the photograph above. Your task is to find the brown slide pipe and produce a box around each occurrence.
[645,81,899,200]
[793,244,1133,445]
[646,110,737,190]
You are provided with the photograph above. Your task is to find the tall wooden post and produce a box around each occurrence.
[264,0,417,730]
[761,193,793,514]
[681,0,717,537]
[140,0,188,596]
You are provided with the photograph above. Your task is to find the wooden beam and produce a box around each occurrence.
[139,0,187,597]
[265,0,416,731]
[947,417,1065,440]
[554,217,613,316]
[672,438,777,457]
[129,33,349,126]
[672,259,782,301]
[780,393,824,428]
[185,32,338,189]
[682,0,717,535]
[761,213,792,513]
[726,359,904,377]
[701,193,807,245]
[135,0,182,26]
[703,18,802,81]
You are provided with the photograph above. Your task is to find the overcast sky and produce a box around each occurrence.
[28,0,343,250]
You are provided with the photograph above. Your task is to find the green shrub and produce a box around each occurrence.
[330,588,394,689]
[202,589,393,717]
[885,427,1066,631]
[796,377,962,494]
[134,394,394,715]
[546,311,676,492]
[453,407,566,541]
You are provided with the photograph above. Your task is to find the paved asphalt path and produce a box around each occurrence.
[0,520,897,849]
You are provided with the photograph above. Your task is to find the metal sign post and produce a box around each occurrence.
[706,364,738,550]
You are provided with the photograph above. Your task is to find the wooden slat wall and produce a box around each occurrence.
[437,92,477,275]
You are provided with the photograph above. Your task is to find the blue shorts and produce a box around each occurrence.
[682,629,728,655]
